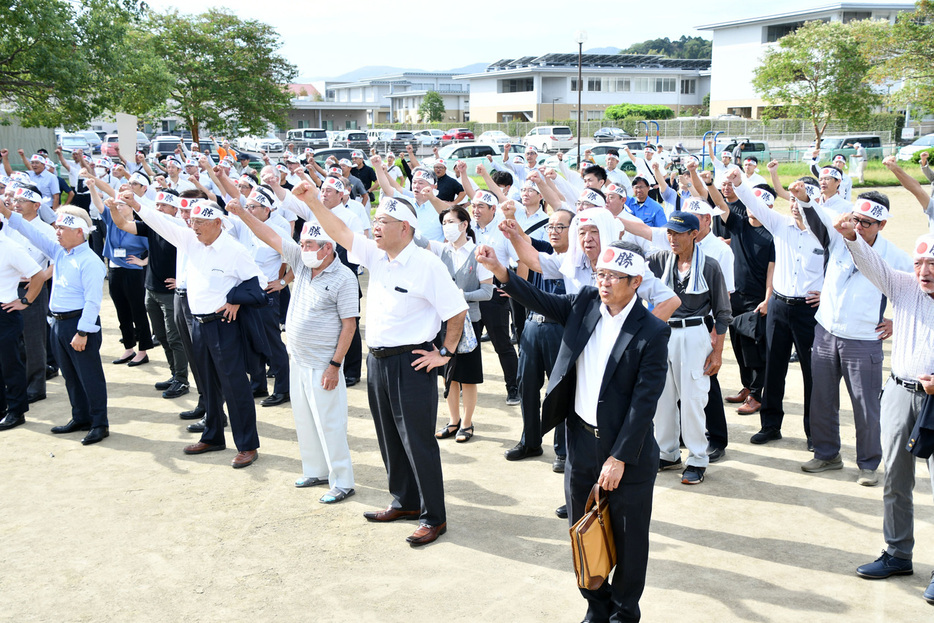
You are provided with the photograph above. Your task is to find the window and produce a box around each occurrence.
[680,79,696,95]
[843,11,872,23]
[633,78,651,93]
[765,21,805,42]
[571,79,581,92]
[499,78,533,93]
[655,78,676,93]
[587,78,601,92]
[586,110,602,121]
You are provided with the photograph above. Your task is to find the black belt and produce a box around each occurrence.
[571,413,600,439]
[175,288,187,297]
[892,373,924,393]
[368,342,430,359]
[50,310,82,321]
[774,292,809,306]
[527,312,558,324]
[193,312,224,324]
[668,317,704,329]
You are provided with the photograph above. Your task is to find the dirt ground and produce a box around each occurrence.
[2,187,933,622]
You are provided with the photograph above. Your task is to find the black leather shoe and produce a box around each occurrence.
[45,366,58,380]
[708,447,726,463]
[187,415,227,432]
[27,394,46,404]
[750,428,782,445]
[253,388,269,398]
[154,378,174,391]
[51,419,92,434]
[344,377,359,387]
[260,392,289,407]
[127,354,149,367]
[552,456,566,473]
[505,443,544,461]
[0,413,26,431]
[112,352,136,365]
[555,505,568,519]
[162,380,190,399]
[179,406,206,420]
[81,426,109,445]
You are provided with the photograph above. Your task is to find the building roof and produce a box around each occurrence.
[483,53,710,72]
[286,83,321,98]
[696,2,914,30]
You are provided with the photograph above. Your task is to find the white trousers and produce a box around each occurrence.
[654,324,711,468]
[290,362,354,489]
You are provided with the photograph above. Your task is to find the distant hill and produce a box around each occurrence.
[584,47,622,55]
[297,62,490,84]
[619,36,711,59]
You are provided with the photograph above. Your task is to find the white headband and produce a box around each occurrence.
[13,186,42,203]
[375,196,419,230]
[473,190,498,206]
[577,188,606,208]
[55,213,90,233]
[238,175,257,188]
[300,220,334,244]
[596,246,646,277]
[914,234,934,260]
[853,197,889,222]
[129,172,150,187]
[752,188,775,207]
[190,202,222,220]
[155,191,179,208]
[820,167,842,181]
[604,183,627,198]
[322,177,344,194]
[247,189,274,208]
[682,196,725,216]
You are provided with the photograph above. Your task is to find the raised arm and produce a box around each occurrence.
[371,154,402,197]
[475,163,506,203]
[291,181,354,251]
[456,160,477,200]
[499,218,542,273]
[106,195,139,235]
[766,160,790,200]
[404,144,421,170]
[226,200,285,256]
[883,155,930,210]
[687,158,708,201]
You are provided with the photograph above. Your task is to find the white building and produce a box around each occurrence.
[698,1,914,118]
[456,53,710,123]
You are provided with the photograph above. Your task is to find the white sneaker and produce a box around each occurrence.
[857,469,879,487]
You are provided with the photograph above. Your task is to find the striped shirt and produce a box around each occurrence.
[845,235,934,381]
[281,238,359,369]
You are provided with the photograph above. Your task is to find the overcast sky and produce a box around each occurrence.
[158,0,906,79]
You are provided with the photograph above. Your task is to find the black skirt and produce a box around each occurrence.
[445,320,484,385]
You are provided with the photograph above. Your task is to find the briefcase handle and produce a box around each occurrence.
[584,484,607,515]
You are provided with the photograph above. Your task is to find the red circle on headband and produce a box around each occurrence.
[602,249,615,262]
[859,201,871,212]
[918,242,929,255]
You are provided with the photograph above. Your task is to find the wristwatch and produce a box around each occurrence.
[279,279,286,287]
[19,297,31,307]
[439,347,453,359]
[77,330,88,337]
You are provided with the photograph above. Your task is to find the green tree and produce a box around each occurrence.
[751,19,884,146]
[619,36,711,59]
[418,91,445,123]
[0,0,170,128]
[869,0,934,113]
[147,8,297,144]
[605,104,674,120]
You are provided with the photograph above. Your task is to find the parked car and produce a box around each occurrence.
[803,135,883,162]
[312,148,356,168]
[102,132,152,157]
[478,130,512,146]
[148,135,192,163]
[332,130,370,150]
[592,127,631,143]
[436,142,504,175]
[238,132,284,154]
[367,129,415,153]
[897,133,934,161]
[57,133,93,156]
[717,138,771,164]
[136,131,151,153]
[523,125,575,153]
[542,142,637,173]
[413,129,444,146]
[76,131,103,154]
[94,130,108,142]
[285,128,330,152]
[441,128,474,142]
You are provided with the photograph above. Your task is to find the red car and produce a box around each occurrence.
[441,128,474,141]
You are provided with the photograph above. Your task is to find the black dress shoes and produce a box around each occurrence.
[112,352,136,365]
[179,405,206,420]
[253,388,269,398]
[81,426,109,445]
[0,413,26,431]
[187,414,227,433]
[750,428,782,445]
[260,392,289,407]
[505,443,544,461]
[344,377,359,387]
[555,505,568,519]
[45,366,58,380]
[51,419,92,434]
[27,394,46,404]
[155,378,174,391]
[127,354,149,367]
[162,380,190,399]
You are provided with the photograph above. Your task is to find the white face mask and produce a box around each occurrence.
[442,222,463,243]
[95,167,107,177]
[301,249,324,268]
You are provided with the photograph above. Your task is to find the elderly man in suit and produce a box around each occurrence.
[476,240,669,623]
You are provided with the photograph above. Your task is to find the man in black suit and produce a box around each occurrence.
[476,240,669,623]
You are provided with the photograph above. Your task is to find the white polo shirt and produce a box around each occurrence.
[0,236,41,302]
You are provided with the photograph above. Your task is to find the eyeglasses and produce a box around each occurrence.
[595,271,630,283]
[545,224,569,233]
[852,216,878,228]
[373,217,402,228]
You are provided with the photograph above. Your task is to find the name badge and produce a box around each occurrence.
[113,248,127,258]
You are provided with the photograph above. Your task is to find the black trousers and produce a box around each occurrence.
[517,317,566,455]
[108,267,154,351]
[567,416,656,623]
[51,315,107,427]
[249,291,290,395]
[18,282,48,400]
[366,349,445,526]
[510,298,526,341]
[729,294,766,400]
[191,316,259,451]
[704,374,728,451]
[478,294,518,393]
[0,308,28,417]
[174,292,205,410]
[760,295,817,437]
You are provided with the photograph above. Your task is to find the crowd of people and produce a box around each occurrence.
[1,134,933,621]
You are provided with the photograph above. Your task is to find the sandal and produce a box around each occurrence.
[435,422,460,439]
[455,425,474,443]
